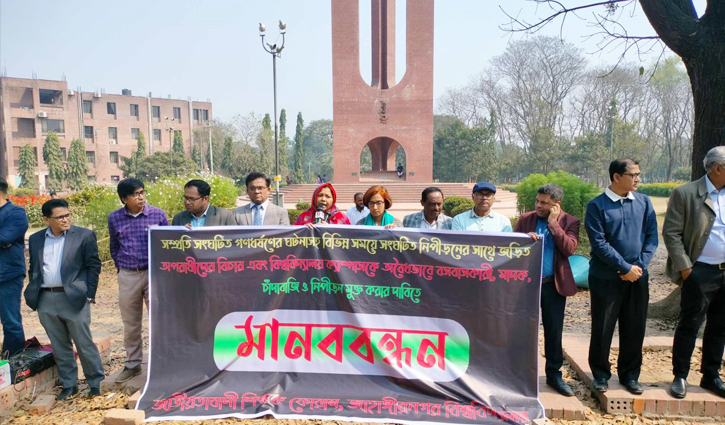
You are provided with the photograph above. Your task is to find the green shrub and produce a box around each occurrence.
[145,173,239,221]
[451,203,474,217]
[296,201,311,211]
[443,196,473,217]
[10,187,37,197]
[288,209,303,224]
[516,171,598,221]
[637,182,683,197]
[498,184,517,193]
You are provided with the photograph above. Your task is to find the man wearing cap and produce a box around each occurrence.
[451,182,512,232]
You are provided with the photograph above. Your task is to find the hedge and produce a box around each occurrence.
[516,171,599,221]
[443,196,474,217]
[288,209,303,224]
[636,182,684,197]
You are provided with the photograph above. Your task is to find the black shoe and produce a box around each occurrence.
[57,386,78,400]
[87,386,101,398]
[621,380,643,395]
[670,378,687,399]
[700,377,725,398]
[546,376,575,397]
[115,366,142,383]
[592,378,608,392]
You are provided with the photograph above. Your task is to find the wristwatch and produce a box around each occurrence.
[87,298,96,304]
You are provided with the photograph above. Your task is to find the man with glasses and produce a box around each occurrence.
[25,199,104,399]
[0,177,28,358]
[451,182,512,232]
[172,180,235,228]
[233,172,289,226]
[108,178,168,383]
[585,158,658,395]
[665,146,725,399]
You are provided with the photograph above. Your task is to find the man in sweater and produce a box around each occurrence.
[0,177,29,357]
[585,158,658,395]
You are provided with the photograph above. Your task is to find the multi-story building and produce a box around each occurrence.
[0,76,212,187]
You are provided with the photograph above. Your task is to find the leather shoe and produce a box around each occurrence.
[546,376,574,397]
[700,377,725,398]
[670,377,687,399]
[57,386,78,400]
[87,386,101,398]
[622,380,643,395]
[592,378,608,392]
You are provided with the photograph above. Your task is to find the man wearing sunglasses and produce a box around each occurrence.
[172,179,235,228]
[108,178,168,383]
[25,199,104,399]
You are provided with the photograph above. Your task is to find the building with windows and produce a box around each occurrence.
[0,76,212,187]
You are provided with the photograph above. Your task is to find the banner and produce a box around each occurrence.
[137,225,544,424]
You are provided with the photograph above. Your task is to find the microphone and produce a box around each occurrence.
[314,205,327,224]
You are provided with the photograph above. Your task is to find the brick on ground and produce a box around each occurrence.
[127,390,141,409]
[29,394,56,415]
[104,408,145,425]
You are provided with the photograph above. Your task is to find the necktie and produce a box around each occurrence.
[253,204,263,226]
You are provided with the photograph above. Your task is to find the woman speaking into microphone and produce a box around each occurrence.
[294,182,351,228]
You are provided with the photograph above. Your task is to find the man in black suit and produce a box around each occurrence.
[25,199,104,399]
[172,179,235,228]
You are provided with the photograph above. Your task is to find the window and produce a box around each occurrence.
[41,119,65,133]
[130,104,139,117]
[153,129,161,142]
[203,110,209,121]
[152,106,160,119]
[84,126,94,139]
[39,89,63,106]
[193,109,200,121]
[60,148,67,162]
[131,128,140,140]
[108,127,118,144]
[83,100,92,114]
[12,118,35,138]
[111,175,120,183]
[173,107,181,121]
[107,102,116,115]
[86,151,96,165]
[110,151,119,164]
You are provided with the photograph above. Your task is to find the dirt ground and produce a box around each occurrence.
[3,211,723,424]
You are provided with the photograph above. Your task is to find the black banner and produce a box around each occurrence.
[137,225,544,424]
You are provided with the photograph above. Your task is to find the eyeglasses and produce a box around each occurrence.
[129,190,146,199]
[474,192,495,199]
[49,213,72,221]
[368,201,386,208]
[248,186,268,192]
[622,173,641,179]
[183,196,204,203]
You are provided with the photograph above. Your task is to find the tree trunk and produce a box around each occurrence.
[685,40,725,179]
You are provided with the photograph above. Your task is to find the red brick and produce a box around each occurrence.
[717,400,725,416]
[705,399,717,416]
[680,399,693,415]
[693,400,705,415]
[632,398,644,414]
[29,395,55,415]
[127,391,141,409]
[644,399,656,413]
[104,408,145,425]
[667,398,680,414]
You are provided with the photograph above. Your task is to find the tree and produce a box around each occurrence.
[292,112,306,184]
[257,114,274,176]
[206,137,222,174]
[221,137,234,175]
[433,117,497,182]
[18,143,38,190]
[172,131,185,154]
[66,138,89,191]
[278,109,289,179]
[136,152,198,182]
[502,0,725,179]
[42,131,65,192]
[120,132,147,179]
[302,120,334,180]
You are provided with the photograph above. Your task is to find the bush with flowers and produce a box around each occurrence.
[145,173,239,221]
[8,194,50,227]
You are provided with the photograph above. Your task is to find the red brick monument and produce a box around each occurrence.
[332,0,434,183]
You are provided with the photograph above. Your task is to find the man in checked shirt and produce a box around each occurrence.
[108,178,169,383]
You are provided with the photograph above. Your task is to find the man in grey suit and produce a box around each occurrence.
[665,146,725,399]
[172,180,236,228]
[25,199,104,400]
[234,172,290,225]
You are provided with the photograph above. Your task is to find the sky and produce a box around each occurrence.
[0,0,707,123]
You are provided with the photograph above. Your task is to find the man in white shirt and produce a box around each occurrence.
[346,192,369,225]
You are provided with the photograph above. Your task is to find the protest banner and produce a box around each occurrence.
[137,225,544,424]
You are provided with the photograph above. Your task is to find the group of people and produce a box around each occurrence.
[0,146,724,403]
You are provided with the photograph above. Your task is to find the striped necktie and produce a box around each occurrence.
[253,204,263,226]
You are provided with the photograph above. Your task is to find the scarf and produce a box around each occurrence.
[363,211,394,227]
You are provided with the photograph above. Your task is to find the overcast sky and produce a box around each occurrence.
[0,0,706,123]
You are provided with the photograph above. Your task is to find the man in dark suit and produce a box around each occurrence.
[25,199,104,399]
[172,179,235,228]
[234,172,290,225]
[515,183,580,397]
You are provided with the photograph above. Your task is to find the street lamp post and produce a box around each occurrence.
[165,117,175,170]
[259,20,286,206]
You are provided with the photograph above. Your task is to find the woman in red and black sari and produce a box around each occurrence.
[294,182,351,227]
